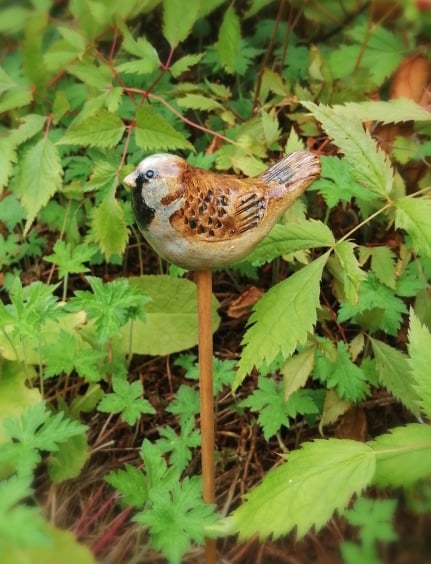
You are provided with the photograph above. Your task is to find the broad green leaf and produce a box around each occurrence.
[370,338,420,416]
[0,87,32,113]
[395,196,431,258]
[231,439,375,539]
[261,109,280,147]
[0,137,17,191]
[22,13,47,92]
[370,423,431,487]
[216,5,241,74]
[15,138,63,231]
[319,390,351,434]
[59,110,125,148]
[407,310,431,418]
[332,241,366,304]
[90,194,129,259]
[120,275,220,356]
[246,220,334,265]
[235,253,329,388]
[282,347,315,401]
[163,0,200,47]
[134,106,194,152]
[303,102,393,197]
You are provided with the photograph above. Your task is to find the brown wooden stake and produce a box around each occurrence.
[196,269,217,563]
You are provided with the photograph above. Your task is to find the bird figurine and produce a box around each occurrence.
[123,151,321,270]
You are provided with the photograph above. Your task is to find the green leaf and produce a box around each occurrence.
[339,99,431,123]
[370,337,420,415]
[134,106,194,152]
[343,497,398,548]
[15,138,63,231]
[166,385,200,427]
[67,276,150,344]
[332,241,366,304]
[117,31,160,75]
[303,102,393,197]
[282,347,315,401]
[370,423,431,487]
[121,275,220,356]
[0,87,32,113]
[10,113,46,146]
[0,137,17,191]
[135,476,219,564]
[216,5,241,74]
[176,94,223,112]
[338,273,407,336]
[98,377,155,425]
[105,463,149,508]
[407,310,431,418]
[245,220,334,265]
[47,434,89,483]
[231,439,375,539]
[235,253,329,388]
[310,155,378,207]
[156,417,200,472]
[314,341,369,402]
[59,110,125,148]
[367,246,396,289]
[44,240,98,279]
[0,402,87,477]
[170,53,204,78]
[163,0,201,47]
[395,196,431,258]
[241,377,319,439]
[90,194,129,260]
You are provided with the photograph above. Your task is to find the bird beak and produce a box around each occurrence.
[123,171,137,189]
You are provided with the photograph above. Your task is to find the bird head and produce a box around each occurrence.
[123,153,186,231]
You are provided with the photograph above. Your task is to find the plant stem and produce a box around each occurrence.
[196,269,216,563]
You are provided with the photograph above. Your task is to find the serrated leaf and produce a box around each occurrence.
[333,241,366,304]
[340,99,431,124]
[216,5,241,74]
[170,53,204,78]
[261,109,280,147]
[395,196,431,258]
[120,275,220,355]
[163,0,200,47]
[231,439,375,539]
[370,423,431,487]
[370,337,420,415]
[59,110,125,148]
[0,87,32,113]
[282,347,315,401]
[0,137,17,191]
[134,106,193,152]
[91,194,128,259]
[235,253,329,388]
[407,310,431,418]
[117,33,160,75]
[303,102,393,197]
[176,94,223,111]
[369,246,396,289]
[319,389,351,434]
[10,113,46,145]
[15,138,63,231]
[246,220,334,266]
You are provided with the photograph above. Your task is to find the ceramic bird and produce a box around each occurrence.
[123,151,321,270]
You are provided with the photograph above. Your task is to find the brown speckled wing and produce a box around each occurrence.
[170,167,267,242]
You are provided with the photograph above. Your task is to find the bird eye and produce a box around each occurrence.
[145,170,155,180]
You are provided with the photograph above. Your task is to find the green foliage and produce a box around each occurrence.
[340,497,398,564]
[0,402,87,478]
[106,440,219,564]
[98,376,155,425]
[1,0,431,560]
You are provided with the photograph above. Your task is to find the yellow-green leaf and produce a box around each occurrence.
[59,110,125,148]
[134,106,194,152]
[15,138,63,231]
[395,196,431,258]
[91,194,129,259]
[216,5,241,74]
[407,310,431,418]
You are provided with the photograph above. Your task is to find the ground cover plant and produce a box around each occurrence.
[1,1,431,562]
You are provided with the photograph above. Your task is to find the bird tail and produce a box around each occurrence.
[259,150,321,192]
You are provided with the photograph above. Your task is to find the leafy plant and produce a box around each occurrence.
[0,0,430,562]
